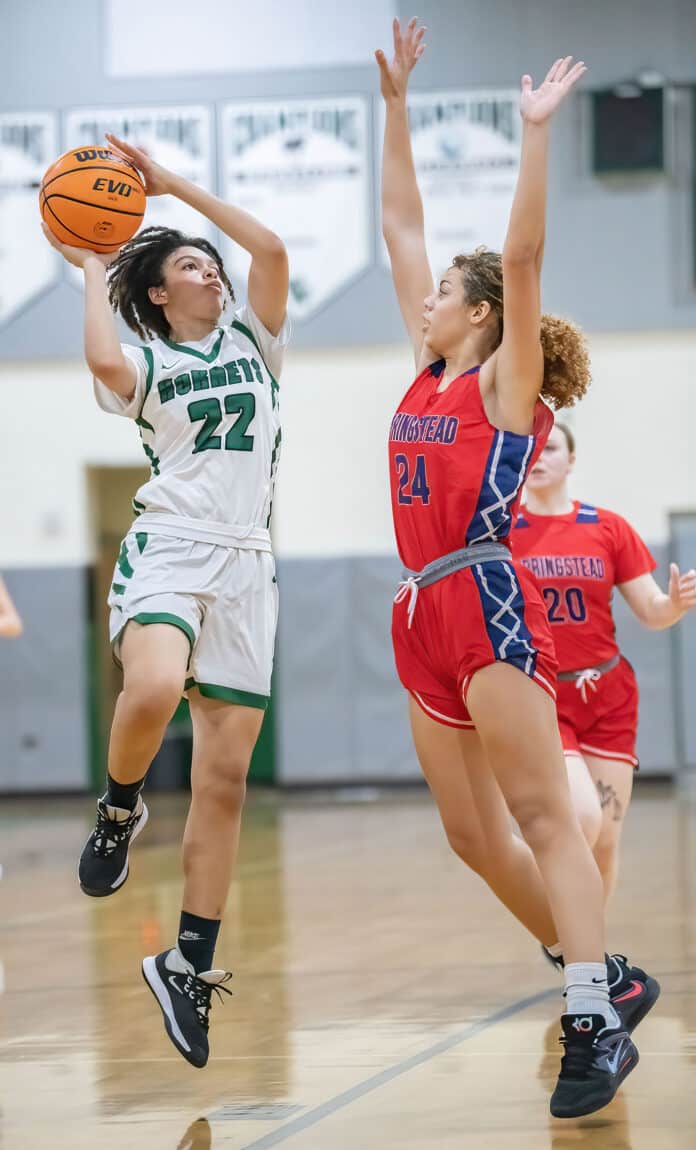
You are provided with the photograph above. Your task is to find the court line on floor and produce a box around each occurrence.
[237,986,556,1150]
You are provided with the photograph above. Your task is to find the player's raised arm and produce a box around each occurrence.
[41,224,136,398]
[376,17,434,363]
[104,133,289,337]
[491,57,587,431]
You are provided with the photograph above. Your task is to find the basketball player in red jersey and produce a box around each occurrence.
[377,18,658,1117]
[512,422,696,909]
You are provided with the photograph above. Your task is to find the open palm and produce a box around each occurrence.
[375,17,426,101]
[520,56,587,124]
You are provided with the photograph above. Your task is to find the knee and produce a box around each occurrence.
[508,796,567,854]
[192,754,249,813]
[120,673,183,729]
[444,825,491,875]
[593,825,621,874]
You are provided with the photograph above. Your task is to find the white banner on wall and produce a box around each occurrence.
[378,89,522,276]
[221,98,370,321]
[64,105,214,285]
[0,113,59,325]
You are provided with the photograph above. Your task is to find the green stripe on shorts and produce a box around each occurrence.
[186,679,268,711]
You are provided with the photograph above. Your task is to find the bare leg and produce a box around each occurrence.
[409,697,558,945]
[585,755,635,903]
[108,622,190,784]
[182,694,264,919]
[466,663,605,964]
[564,752,603,848]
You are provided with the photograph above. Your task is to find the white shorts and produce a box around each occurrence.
[108,530,278,710]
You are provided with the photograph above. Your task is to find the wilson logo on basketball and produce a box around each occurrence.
[92,178,136,197]
[74,148,113,163]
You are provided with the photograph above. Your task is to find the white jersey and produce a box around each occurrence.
[94,303,289,547]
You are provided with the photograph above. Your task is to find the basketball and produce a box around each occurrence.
[39,146,146,252]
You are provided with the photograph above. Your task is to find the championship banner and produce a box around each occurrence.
[221,98,370,321]
[378,90,521,275]
[0,113,59,326]
[64,106,213,285]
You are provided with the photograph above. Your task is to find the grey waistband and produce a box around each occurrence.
[402,541,511,589]
[557,654,620,681]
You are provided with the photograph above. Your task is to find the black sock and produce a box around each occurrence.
[177,911,221,974]
[105,772,146,811]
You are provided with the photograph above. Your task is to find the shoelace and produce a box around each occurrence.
[558,1034,595,1079]
[574,667,601,703]
[92,807,139,857]
[185,972,234,1032]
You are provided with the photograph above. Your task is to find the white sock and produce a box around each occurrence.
[547,942,564,959]
[564,962,620,1029]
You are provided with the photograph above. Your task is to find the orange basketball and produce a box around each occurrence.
[40,147,146,252]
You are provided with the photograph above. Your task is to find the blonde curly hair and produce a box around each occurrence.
[451,247,591,410]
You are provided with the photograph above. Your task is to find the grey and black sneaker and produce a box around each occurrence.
[608,953,661,1034]
[550,1013,639,1118]
[142,948,233,1068]
[78,794,148,897]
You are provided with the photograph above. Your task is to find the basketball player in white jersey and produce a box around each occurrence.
[42,131,289,1068]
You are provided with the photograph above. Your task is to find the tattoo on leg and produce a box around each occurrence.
[596,779,623,822]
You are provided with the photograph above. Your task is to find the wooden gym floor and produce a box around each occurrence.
[1,782,695,1149]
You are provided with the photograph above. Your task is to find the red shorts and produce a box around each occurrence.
[392,559,558,730]
[557,656,639,768]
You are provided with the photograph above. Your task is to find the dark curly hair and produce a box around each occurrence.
[451,246,591,410]
[107,226,234,341]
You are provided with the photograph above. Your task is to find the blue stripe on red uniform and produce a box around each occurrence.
[471,560,538,678]
[576,502,599,523]
[466,430,536,545]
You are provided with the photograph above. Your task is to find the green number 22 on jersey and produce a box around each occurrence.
[187,394,256,453]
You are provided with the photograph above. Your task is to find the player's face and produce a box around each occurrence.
[527,426,574,491]
[159,246,225,320]
[422,270,469,352]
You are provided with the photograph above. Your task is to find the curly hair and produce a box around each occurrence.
[451,247,591,410]
[539,314,591,410]
[107,226,234,341]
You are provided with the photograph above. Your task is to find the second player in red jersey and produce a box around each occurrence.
[511,422,696,903]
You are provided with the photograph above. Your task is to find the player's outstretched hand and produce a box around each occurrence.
[669,562,696,615]
[41,222,118,269]
[104,132,172,197]
[520,56,587,124]
[375,16,426,102]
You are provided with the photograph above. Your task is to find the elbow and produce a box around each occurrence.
[263,234,288,264]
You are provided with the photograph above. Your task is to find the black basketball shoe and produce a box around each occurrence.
[542,945,564,973]
[608,954,661,1034]
[142,948,233,1068]
[550,1013,638,1118]
[78,794,148,897]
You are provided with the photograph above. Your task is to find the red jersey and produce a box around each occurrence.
[388,360,553,570]
[510,501,656,671]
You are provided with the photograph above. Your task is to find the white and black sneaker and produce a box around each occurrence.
[550,1013,639,1118]
[78,794,148,897]
[142,948,233,1068]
